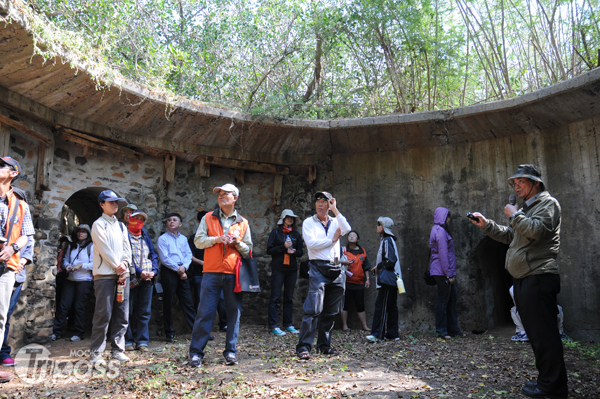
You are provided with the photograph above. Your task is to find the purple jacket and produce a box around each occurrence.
[429,207,456,277]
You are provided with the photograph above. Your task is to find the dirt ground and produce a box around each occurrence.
[1,325,598,398]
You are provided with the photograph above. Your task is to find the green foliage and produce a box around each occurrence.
[18,0,600,119]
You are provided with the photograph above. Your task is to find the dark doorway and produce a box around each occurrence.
[472,236,513,330]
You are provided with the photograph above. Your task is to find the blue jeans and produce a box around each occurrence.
[370,285,399,339]
[190,274,227,329]
[268,268,297,329]
[434,276,461,336]
[126,280,153,347]
[52,279,94,338]
[189,273,242,359]
[0,283,22,361]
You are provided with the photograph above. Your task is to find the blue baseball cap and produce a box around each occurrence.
[98,190,126,203]
[1,156,21,178]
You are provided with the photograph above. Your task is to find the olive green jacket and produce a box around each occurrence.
[482,191,561,279]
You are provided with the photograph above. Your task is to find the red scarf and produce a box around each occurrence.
[128,218,145,236]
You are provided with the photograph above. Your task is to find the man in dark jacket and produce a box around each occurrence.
[267,209,304,336]
[470,164,567,399]
[125,210,159,352]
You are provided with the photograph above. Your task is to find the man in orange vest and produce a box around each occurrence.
[0,157,34,384]
[189,183,252,367]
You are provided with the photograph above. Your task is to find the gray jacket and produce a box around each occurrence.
[482,191,561,279]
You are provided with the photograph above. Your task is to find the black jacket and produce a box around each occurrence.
[266,226,304,271]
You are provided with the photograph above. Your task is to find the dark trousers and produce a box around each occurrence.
[0,283,22,361]
[296,263,345,353]
[268,268,297,329]
[53,279,94,338]
[370,284,399,340]
[514,274,568,395]
[190,274,227,329]
[433,275,461,336]
[161,266,196,337]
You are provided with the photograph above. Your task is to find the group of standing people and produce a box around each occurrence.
[0,157,569,398]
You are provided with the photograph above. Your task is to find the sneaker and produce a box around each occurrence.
[70,335,82,342]
[225,353,238,366]
[285,326,300,334]
[51,334,59,341]
[365,335,378,343]
[560,331,572,342]
[137,345,149,352]
[112,352,131,363]
[270,327,286,336]
[1,357,16,366]
[165,335,174,343]
[219,325,228,332]
[125,345,135,351]
[90,352,105,366]
[189,355,203,368]
[386,337,400,341]
[511,332,529,342]
[208,335,215,341]
[0,371,14,383]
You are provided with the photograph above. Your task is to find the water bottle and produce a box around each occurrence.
[397,275,406,295]
[116,281,125,303]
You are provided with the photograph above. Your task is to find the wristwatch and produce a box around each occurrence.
[11,243,19,253]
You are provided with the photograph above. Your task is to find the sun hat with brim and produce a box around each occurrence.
[130,210,148,221]
[75,224,91,235]
[377,216,395,237]
[1,156,21,177]
[314,191,333,201]
[98,190,126,203]
[122,203,138,212]
[213,183,239,197]
[277,209,299,225]
[507,164,544,186]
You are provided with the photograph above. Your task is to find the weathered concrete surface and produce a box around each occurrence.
[333,117,600,340]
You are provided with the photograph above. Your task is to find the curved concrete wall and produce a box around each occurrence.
[333,117,600,340]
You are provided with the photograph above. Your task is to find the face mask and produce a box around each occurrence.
[128,218,145,235]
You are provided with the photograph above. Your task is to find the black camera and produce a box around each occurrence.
[466,212,479,222]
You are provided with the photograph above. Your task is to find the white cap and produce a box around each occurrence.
[130,210,148,221]
[277,209,299,225]
[213,183,239,197]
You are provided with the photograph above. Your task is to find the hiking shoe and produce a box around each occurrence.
[51,334,59,341]
[365,335,378,343]
[90,352,105,366]
[271,327,286,336]
[1,357,16,366]
[189,355,203,367]
[225,353,238,366]
[285,326,300,334]
[125,345,135,351]
[511,332,529,342]
[112,352,131,363]
[69,335,82,342]
[208,335,215,341]
[137,345,149,352]
[560,331,572,342]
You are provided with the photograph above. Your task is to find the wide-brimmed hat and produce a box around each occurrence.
[314,191,333,201]
[377,216,395,237]
[130,210,148,221]
[122,203,138,212]
[277,209,299,225]
[213,183,239,197]
[74,224,91,235]
[507,164,544,186]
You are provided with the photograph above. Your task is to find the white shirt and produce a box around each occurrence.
[302,213,351,261]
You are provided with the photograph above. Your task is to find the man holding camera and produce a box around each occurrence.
[189,183,252,367]
[296,191,351,360]
[0,157,34,384]
[470,164,567,399]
